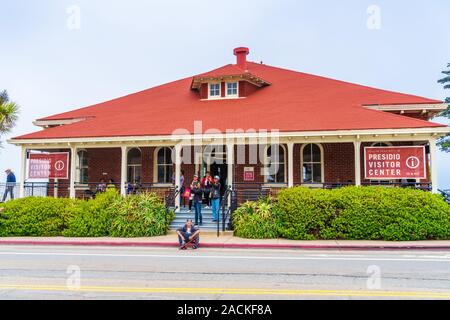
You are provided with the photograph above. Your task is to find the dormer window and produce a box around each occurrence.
[209,83,221,98]
[226,82,238,97]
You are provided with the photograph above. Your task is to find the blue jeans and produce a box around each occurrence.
[177,231,199,247]
[194,202,202,225]
[212,198,220,221]
[2,186,14,202]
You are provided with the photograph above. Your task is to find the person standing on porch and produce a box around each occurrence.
[190,175,203,226]
[211,175,221,222]
[2,169,16,202]
[201,171,213,209]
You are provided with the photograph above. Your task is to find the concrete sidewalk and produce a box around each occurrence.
[0,234,450,250]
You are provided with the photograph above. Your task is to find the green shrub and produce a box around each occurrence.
[331,187,450,241]
[63,189,121,237]
[0,191,175,238]
[110,192,175,237]
[233,198,280,239]
[277,188,339,240]
[0,197,77,237]
[233,187,450,241]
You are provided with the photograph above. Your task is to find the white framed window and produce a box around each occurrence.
[301,143,324,184]
[127,148,142,184]
[265,145,286,184]
[209,83,221,98]
[226,82,238,97]
[154,147,174,184]
[76,149,89,184]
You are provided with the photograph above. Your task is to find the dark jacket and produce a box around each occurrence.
[179,225,199,235]
[211,182,221,199]
[6,172,16,184]
[190,182,203,203]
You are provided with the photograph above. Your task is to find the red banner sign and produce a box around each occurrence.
[364,146,426,180]
[28,152,70,179]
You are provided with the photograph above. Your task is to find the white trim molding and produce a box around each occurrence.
[9,127,450,147]
[33,118,90,128]
[363,103,447,115]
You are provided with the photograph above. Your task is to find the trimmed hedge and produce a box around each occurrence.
[233,187,450,241]
[62,190,121,237]
[0,197,77,237]
[0,191,175,237]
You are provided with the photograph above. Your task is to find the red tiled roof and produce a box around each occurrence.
[13,61,445,140]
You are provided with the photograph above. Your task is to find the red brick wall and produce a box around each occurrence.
[234,144,266,184]
[323,143,355,183]
[141,147,154,183]
[87,148,121,183]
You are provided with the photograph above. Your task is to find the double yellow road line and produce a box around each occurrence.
[1,284,450,299]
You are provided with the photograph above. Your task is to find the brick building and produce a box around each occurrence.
[9,47,450,207]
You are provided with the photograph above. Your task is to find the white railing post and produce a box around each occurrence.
[429,138,438,193]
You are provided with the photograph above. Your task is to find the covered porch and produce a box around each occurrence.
[11,128,443,207]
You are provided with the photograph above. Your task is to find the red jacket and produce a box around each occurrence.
[201,176,213,189]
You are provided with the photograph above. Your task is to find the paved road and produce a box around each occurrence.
[0,245,449,300]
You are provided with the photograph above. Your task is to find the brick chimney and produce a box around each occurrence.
[234,47,250,70]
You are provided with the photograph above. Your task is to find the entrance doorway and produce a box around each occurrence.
[196,145,228,196]
[210,162,228,195]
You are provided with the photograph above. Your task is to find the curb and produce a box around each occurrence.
[0,240,449,251]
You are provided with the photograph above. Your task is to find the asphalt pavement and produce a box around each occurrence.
[0,245,449,300]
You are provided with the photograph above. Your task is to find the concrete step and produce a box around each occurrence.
[170,220,231,230]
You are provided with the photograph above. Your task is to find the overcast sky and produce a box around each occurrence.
[0,0,449,188]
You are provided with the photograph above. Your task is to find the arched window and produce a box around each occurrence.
[127,148,142,184]
[301,144,323,184]
[265,145,286,184]
[155,147,173,184]
[371,142,392,147]
[76,150,88,184]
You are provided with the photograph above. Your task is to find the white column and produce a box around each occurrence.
[354,140,361,186]
[287,142,294,188]
[429,138,438,193]
[174,144,182,212]
[227,142,234,189]
[54,179,58,198]
[120,146,128,196]
[19,146,27,198]
[227,142,234,207]
[69,145,77,199]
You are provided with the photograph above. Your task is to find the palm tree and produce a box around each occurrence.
[438,64,450,152]
[0,90,19,136]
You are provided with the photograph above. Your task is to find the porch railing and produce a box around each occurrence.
[1,181,439,202]
[439,189,450,204]
[218,186,233,235]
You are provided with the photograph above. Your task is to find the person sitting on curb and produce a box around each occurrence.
[176,219,200,250]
